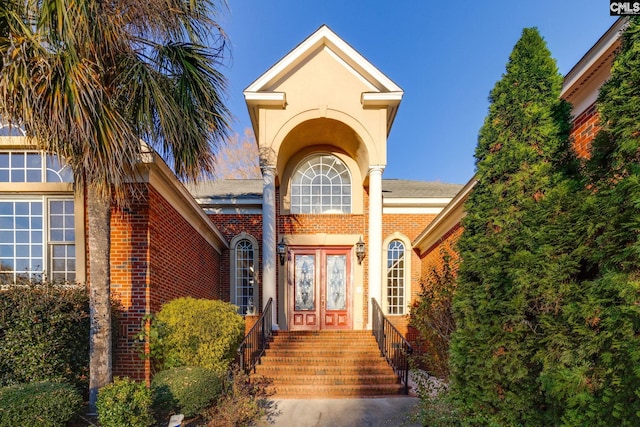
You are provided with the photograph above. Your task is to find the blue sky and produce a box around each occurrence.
[218,1,617,184]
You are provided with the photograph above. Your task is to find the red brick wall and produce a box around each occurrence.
[106,183,222,382]
[109,186,151,381]
[571,103,600,158]
[420,224,463,284]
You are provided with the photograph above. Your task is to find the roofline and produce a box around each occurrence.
[412,176,477,254]
[244,24,402,94]
[561,18,628,100]
[142,154,229,252]
[244,25,403,138]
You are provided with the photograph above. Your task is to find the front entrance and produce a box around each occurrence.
[288,247,352,330]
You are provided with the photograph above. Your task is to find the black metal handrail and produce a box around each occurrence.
[237,298,273,374]
[371,298,413,395]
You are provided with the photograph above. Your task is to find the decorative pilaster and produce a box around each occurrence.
[261,164,279,329]
[367,165,384,329]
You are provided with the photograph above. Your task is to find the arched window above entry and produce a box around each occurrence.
[290,154,352,214]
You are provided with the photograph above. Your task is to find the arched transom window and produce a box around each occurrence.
[291,154,351,214]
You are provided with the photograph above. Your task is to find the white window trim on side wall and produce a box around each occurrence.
[382,232,412,316]
[229,232,260,315]
[0,148,85,284]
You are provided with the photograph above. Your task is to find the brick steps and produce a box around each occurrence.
[267,384,405,398]
[255,364,392,375]
[254,330,403,398]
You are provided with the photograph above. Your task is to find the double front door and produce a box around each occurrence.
[288,247,351,330]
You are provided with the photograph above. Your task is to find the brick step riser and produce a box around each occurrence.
[254,366,393,376]
[268,346,379,351]
[267,376,400,386]
[267,384,405,398]
[260,357,388,366]
[271,335,376,341]
[265,350,381,358]
[272,331,374,335]
[267,340,379,347]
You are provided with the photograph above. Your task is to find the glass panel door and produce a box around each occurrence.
[288,247,351,331]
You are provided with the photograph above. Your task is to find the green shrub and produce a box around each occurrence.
[96,377,154,427]
[148,297,244,373]
[410,249,457,379]
[0,382,82,427]
[152,366,223,418]
[0,281,90,390]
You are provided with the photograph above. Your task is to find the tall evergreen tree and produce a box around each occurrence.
[449,27,575,425]
[556,16,640,425]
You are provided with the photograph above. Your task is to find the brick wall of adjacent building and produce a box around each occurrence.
[412,222,463,364]
[571,103,600,158]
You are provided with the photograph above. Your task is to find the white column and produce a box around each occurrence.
[368,165,384,329]
[261,165,279,329]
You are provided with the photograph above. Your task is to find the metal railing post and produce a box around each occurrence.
[370,298,414,395]
[237,298,273,374]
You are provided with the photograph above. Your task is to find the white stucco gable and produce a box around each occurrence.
[244,25,403,142]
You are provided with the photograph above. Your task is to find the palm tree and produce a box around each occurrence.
[0,0,231,409]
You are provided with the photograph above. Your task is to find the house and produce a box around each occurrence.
[0,20,624,384]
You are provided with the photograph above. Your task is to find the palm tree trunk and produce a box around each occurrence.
[87,186,113,412]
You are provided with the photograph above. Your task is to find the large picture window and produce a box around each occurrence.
[0,198,75,284]
[0,150,76,284]
[291,154,351,214]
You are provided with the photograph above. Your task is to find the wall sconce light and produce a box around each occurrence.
[356,237,366,265]
[277,237,287,266]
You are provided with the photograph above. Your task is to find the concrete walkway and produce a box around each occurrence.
[256,396,422,427]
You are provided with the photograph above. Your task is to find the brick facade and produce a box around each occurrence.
[571,103,600,158]
[106,183,223,381]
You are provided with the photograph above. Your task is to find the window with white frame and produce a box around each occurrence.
[0,198,75,284]
[232,236,258,315]
[0,151,73,183]
[290,154,351,214]
[386,239,406,315]
[0,150,75,284]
